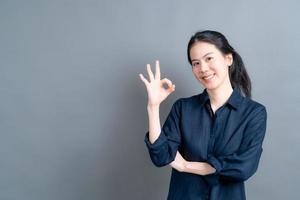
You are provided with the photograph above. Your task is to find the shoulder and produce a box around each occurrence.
[170,93,202,115]
[244,96,266,110]
[173,93,200,107]
[242,96,267,119]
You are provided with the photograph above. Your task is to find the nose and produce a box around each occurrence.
[198,62,209,73]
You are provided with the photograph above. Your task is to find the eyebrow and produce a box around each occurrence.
[191,52,214,62]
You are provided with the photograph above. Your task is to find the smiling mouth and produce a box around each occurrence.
[202,74,215,80]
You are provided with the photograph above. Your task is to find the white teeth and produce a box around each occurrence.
[203,74,214,80]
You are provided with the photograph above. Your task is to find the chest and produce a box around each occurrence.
[180,105,248,161]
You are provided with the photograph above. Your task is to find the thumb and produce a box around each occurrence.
[167,84,175,93]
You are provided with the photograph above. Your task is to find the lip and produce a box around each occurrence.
[202,73,215,80]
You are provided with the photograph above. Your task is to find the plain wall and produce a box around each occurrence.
[1,0,299,199]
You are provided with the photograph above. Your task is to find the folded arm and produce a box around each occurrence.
[169,151,216,175]
[169,107,267,186]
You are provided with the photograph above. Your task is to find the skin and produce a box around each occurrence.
[139,41,233,176]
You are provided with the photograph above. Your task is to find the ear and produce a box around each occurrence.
[225,53,233,66]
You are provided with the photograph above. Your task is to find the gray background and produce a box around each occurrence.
[1,0,299,199]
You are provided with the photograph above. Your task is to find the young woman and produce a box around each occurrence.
[139,30,267,200]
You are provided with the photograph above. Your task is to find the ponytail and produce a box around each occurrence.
[229,51,252,98]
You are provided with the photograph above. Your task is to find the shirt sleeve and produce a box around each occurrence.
[144,99,182,167]
[204,106,267,185]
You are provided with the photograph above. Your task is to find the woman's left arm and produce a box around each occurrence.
[204,106,267,183]
[170,106,267,184]
[169,148,216,175]
[169,152,216,175]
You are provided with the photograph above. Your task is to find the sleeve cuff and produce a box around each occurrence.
[144,131,167,150]
[203,155,222,186]
[207,154,222,173]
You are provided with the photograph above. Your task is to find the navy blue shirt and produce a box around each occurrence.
[144,87,267,200]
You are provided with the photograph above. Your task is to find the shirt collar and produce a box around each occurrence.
[198,87,243,110]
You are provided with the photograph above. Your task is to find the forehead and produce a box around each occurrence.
[190,41,220,58]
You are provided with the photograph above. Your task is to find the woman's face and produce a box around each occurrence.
[189,41,233,91]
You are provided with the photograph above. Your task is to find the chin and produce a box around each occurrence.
[205,86,217,91]
[201,82,218,90]
[201,78,224,91]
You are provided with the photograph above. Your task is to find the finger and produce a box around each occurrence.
[162,78,172,88]
[170,84,175,92]
[167,84,175,93]
[155,60,161,80]
[139,73,149,87]
[162,78,174,91]
[146,64,155,81]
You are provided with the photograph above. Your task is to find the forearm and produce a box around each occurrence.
[147,104,161,144]
[170,151,216,175]
[184,161,216,175]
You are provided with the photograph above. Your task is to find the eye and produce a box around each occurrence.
[206,57,213,62]
[192,61,200,67]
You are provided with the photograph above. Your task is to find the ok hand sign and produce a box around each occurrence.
[139,60,176,107]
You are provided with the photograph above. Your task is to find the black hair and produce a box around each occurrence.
[187,30,252,98]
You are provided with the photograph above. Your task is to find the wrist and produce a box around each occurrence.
[147,104,160,111]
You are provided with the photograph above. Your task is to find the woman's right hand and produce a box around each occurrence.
[139,60,176,107]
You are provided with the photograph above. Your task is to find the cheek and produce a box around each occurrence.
[191,69,198,76]
[211,60,228,74]
[192,67,200,74]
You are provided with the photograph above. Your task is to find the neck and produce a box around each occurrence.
[206,82,233,112]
